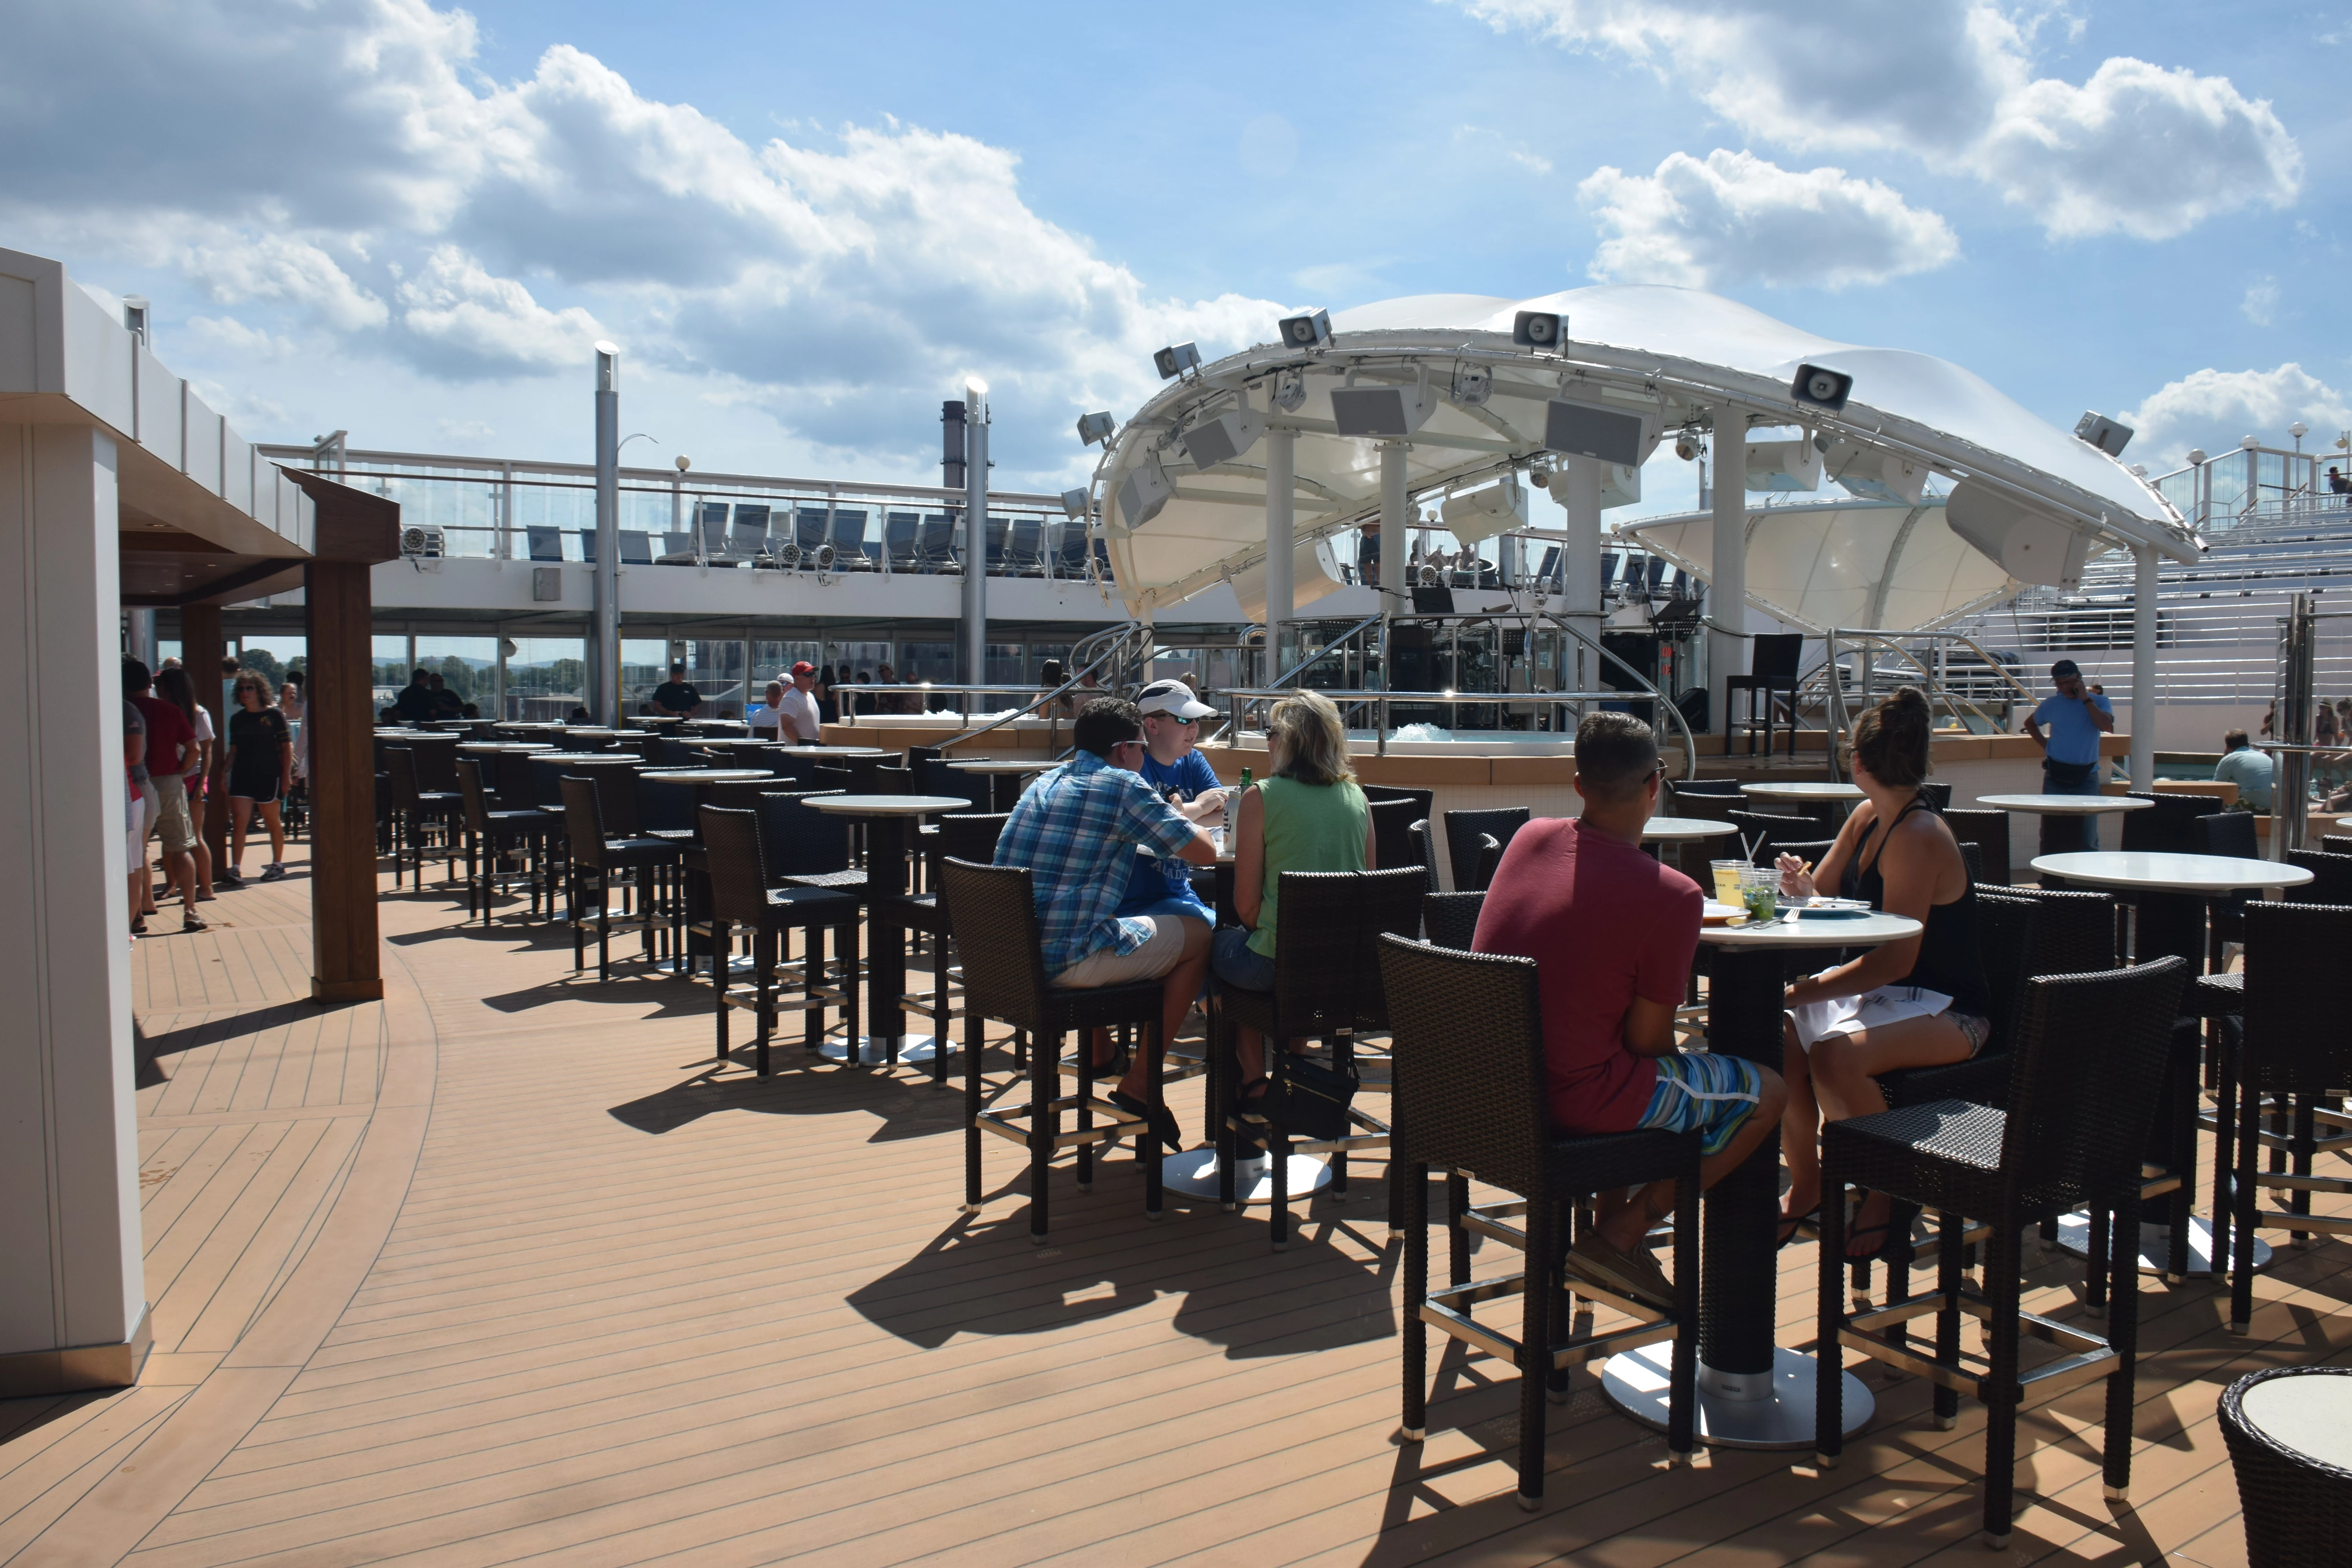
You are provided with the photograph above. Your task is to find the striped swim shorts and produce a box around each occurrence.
[1635,1051,1766,1157]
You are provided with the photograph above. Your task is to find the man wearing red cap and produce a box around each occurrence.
[775,661,824,744]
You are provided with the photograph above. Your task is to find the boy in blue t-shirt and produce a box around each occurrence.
[2025,657,2115,848]
[1117,678,1230,918]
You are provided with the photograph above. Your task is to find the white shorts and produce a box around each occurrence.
[1789,979,1955,1054]
[1051,914,1196,989]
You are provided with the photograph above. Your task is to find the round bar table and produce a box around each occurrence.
[1639,815,1739,871]
[1978,791,2152,858]
[949,757,1054,811]
[806,794,974,1066]
[2033,850,2311,1276]
[1602,907,1920,1448]
[772,745,888,757]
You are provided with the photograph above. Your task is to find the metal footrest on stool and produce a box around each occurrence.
[1423,1269,1677,1377]
[1841,1287,2118,1405]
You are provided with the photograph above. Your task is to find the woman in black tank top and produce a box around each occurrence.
[1769,687,1991,1259]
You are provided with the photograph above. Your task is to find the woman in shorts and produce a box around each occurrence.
[221,673,294,886]
[1772,686,1991,1258]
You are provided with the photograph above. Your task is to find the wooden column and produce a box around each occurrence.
[178,602,229,866]
[305,559,381,1002]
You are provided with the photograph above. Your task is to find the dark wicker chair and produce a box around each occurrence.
[2120,793,2216,855]
[1443,808,1528,892]
[1421,890,1483,951]
[1213,867,1426,1243]
[2323,833,2352,857]
[454,758,554,923]
[2285,848,2352,905]
[1815,956,2188,1548]
[2220,1365,2352,1566]
[1381,935,1700,1505]
[558,776,681,980]
[1406,818,1442,895]
[2220,902,2352,1331]
[895,812,1012,1087]
[1726,808,1822,866]
[698,805,862,1076]
[384,747,460,891]
[1365,797,1420,876]
[1361,784,1434,833]
[939,858,1174,1234]
[1470,832,1503,892]
[1943,808,2011,886]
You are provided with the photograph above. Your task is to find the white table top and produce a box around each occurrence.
[2241,1372,2352,1469]
[806,793,973,817]
[376,730,460,739]
[1700,910,1922,949]
[640,768,771,784]
[457,742,554,752]
[1740,782,1865,801]
[2031,851,2313,893]
[1640,816,1740,841]
[774,745,887,757]
[949,758,1055,774]
[1978,793,2156,815]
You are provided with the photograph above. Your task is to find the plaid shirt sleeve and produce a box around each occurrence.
[994,755,1204,974]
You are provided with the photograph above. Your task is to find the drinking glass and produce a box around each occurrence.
[1710,859,1746,904]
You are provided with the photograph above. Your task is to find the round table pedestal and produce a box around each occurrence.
[820,1034,944,1066]
[1158,1149,1331,1205]
[1602,1345,1875,1450]
[2055,1212,2272,1277]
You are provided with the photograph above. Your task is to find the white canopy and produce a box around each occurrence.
[1618,498,2021,634]
[1091,285,2196,617]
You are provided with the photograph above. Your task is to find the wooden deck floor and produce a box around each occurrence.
[3,847,2347,1565]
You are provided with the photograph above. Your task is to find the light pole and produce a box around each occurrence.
[961,379,989,700]
[592,343,621,725]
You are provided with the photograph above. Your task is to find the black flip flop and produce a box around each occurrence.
[1844,1218,1893,1261]
[1777,1205,1820,1249]
[1107,1090,1181,1151]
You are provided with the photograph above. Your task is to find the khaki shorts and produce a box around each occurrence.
[1050,914,1197,989]
[150,773,198,855]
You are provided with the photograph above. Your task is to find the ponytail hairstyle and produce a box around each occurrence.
[153,666,201,730]
[1851,685,1933,790]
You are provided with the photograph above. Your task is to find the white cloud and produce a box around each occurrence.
[1452,125,1554,176]
[1579,149,1958,288]
[0,0,1282,481]
[2243,278,2279,326]
[185,314,300,359]
[1453,0,2301,239]
[2123,365,2350,470]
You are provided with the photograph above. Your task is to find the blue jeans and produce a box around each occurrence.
[1210,924,1276,993]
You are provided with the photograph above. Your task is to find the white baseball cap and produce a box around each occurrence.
[1136,677,1216,721]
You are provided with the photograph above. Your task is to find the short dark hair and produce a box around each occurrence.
[1074,697,1142,759]
[1574,710,1658,805]
[2050,658,2081,681]
[413,667,429,681]
[2225,728,2250,750]
[122,656,152,695]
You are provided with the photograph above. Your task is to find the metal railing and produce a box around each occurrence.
[835,619,1156,753]
[1807,629,2037,763]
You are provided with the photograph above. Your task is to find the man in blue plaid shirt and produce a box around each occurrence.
[996,698,1217,1145]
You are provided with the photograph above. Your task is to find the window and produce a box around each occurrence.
[504,637,585,722]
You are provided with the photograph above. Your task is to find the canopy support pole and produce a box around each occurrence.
[1709,409,1748,740]
[1265,426,1295,685]
[591,345,620,726]
[1379,441,1408,610]
[1561,457,1604,707]
[2131,543,2157,790]
[961,385,989,697]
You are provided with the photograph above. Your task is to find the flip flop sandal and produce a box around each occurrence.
[1844,1218,1894,1261]
[1778,1205,1820,1249]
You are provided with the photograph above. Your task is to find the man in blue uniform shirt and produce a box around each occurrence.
[2025,658,2115,849]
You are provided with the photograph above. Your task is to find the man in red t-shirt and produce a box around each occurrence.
[125,659,204,931]
[1474,711,1785,1307]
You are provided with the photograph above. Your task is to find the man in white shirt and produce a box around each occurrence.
[746,680,789,740]
[773,661,824,744]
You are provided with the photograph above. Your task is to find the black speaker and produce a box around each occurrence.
[1513,310,1563,348]
[1791,363,1853,412]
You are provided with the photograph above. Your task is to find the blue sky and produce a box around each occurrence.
[4,0,2346,498]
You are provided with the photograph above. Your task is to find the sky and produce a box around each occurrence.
[4,0,2348,505]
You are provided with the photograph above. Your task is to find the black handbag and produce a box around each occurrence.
[1266,1051,1359,1141]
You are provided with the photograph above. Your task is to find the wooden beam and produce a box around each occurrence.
[178,602,229,869]
[304,559,382,1003]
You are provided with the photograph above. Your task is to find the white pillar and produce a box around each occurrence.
[1561,457,1604,681]
[591,344,620,726]
[2131,544,2158,789]
[1264,426,1295,684]
[0,424,147,1390]
[1709,409,1748,735]
[961,382,990,695]
[1378,441,1408,608]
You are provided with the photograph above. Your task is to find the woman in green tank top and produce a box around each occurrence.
[1214,689,1374,1117]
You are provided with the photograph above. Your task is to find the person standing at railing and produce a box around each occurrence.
[2214,729,2274,811]
[2024,658,2114,849]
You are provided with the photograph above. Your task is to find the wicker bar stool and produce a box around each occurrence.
[894,812,1010,1087]
[1365,797,1421,875]
[454,758,554,923]
[699,805,862,1076]
[2284,847,2352,904]
[2220,901,2352,1331]
[1815,956,2187,1549]
[1420,890,1483,951]
[1380,934,1701,1506]
[1216,867,1426,1244]
[1443,808,1528,892]
[1943,808,2012,886]
[2220,1365,2352,1567]
[385,747,461,890]
[750,789,867,1016]
[557,777,681,980]
[940,858,1173,1234]
[1406,818,1441,895]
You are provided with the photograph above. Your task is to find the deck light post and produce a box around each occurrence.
[961,379,989,694]
[592,342,621,725]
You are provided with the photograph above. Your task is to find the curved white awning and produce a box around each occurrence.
[1617,499,2021,634]
[1088,284,2196,619]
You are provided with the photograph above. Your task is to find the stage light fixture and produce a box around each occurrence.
[1181,401,1267,471]
[1278,309,1331,349]
[1450,364,1492,406]
[813,543,837,574]
[1153,342,1202,380]
[1118,451,1175,527]
[1059,487,1091,520]
[776,542,802,570]
[1271,367,1307,412]
[1076,410,1116,448]
[2073,411,2134,457]
[1673,435,1699,461]
[1440,477,1527,544]
[1543,396,1646,466]
[1791,363,1853,412]
[1512,311,1564,349]
[1330,371,1437,437]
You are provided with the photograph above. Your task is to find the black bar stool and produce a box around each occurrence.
[557,777,681,980]
[699,805,862,1076]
